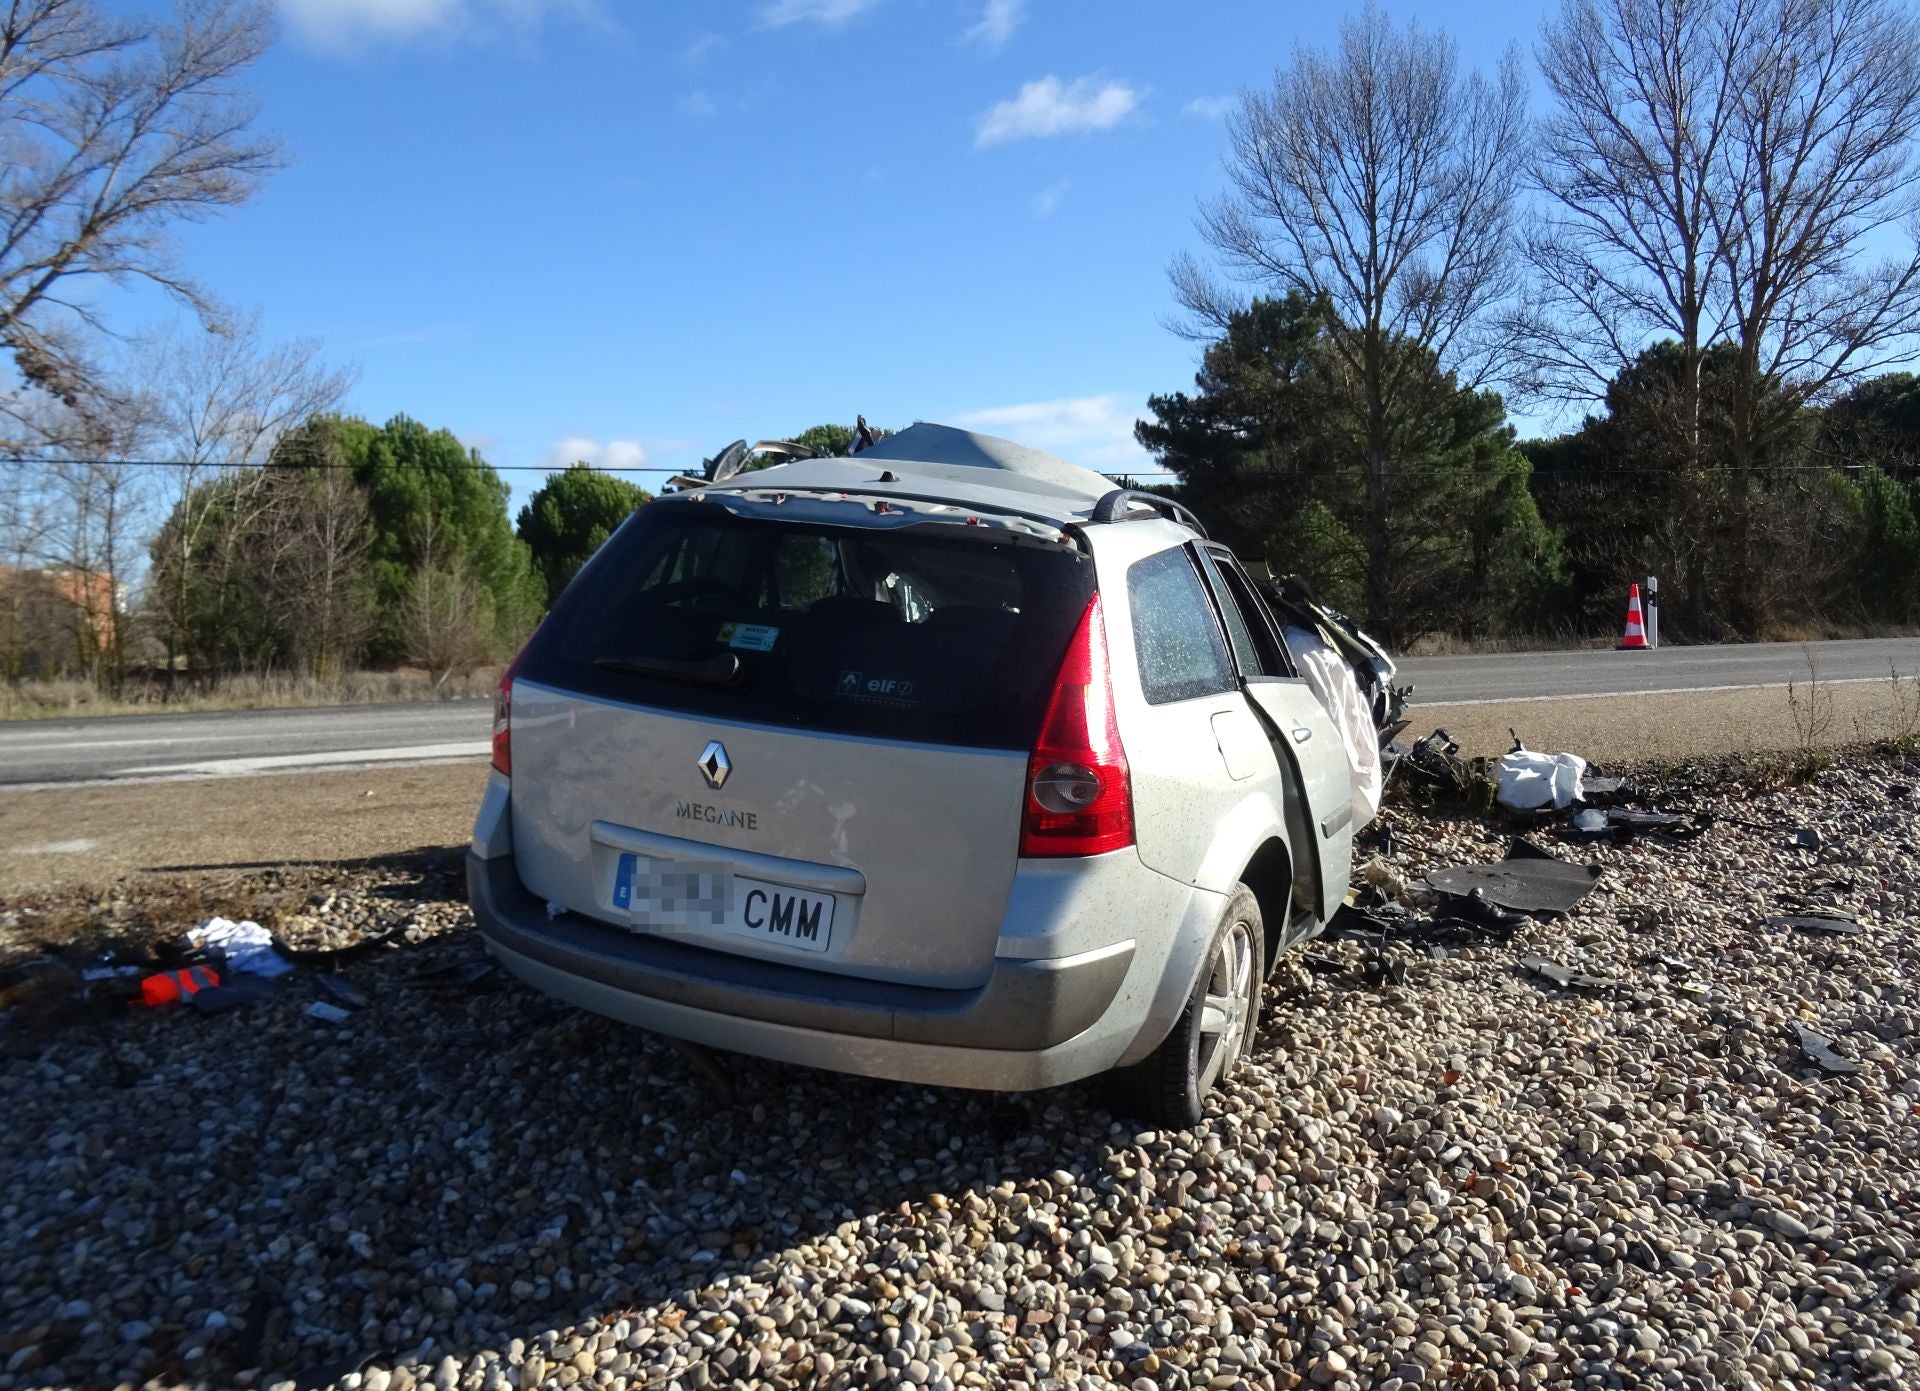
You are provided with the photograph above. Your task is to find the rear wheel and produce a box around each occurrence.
[1107,885,1263,1127]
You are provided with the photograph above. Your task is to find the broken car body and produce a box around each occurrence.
[467,424,1402,1124]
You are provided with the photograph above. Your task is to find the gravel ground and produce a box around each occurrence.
[2,753,1917,1391]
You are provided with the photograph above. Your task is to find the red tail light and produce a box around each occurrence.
[1020,592,1134,857]
[492,643,530,776]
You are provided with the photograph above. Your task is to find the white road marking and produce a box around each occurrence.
[120,741,491,777]
[3,838,97,855]
[1422,676,1890,707]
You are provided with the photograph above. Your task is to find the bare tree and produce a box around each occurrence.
[1174,2,1528,637]
[1518,0,1759,623]
[1526,0,1920,631]
[1714,0,1920,626]
[261,454,372,679]
[400,504,494,689]
[0,457,53,676]
[40,455,143,686]
[135,317,353,681]
[0,0,279,453]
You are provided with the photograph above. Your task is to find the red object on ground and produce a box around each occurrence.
[136,965,220,1006]
[1618,583,1650,650]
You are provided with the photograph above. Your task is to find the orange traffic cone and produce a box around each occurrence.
[1618,583,1650,650]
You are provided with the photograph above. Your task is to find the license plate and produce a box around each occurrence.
[613,853,835,953]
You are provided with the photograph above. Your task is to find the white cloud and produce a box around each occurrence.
[1030,181,1066,219]
[965,0,1025,49]
[975,75,1138,147]
[760,0,881,27]
[277,0,599,47]
[681,31,726,67]
[542,436,652,472]
[679,91,717,118]
[950,395,1151,472]
[1182,94,1235,120]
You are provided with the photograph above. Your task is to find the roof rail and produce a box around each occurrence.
[1089,487,1208,537]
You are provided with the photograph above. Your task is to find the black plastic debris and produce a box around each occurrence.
[1438,888,1530,938]
[1361,952,1410,988]
[1301,951,1347,977]
[1521,955,1620,990]
[188,973,277,1015]
[1794,1024,1863,1076]
[408,958,499,991]
[1765,911,1863,937]
[314,975,370,1011]
[1580,775,1627,804]
[1427,842,1602,917]
[1789,827,1823,851]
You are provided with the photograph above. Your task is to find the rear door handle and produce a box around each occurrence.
[1291,727,1312,743]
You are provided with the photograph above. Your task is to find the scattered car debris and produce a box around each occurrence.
[1765,911,1863,937]
[1401,729,1478,799]
[407,958,499,991]
[1571,807,1612,836]
[313,975,370,1010]
[1435,888,1530,938]
[1793,1024,1864,1076]
[1361,951,1410,988]
[189,974,278,1015]
[305,1000,353,1024]
[1521,955,1621,991]
[1580,775,1627,802]
[1427,841,1602,917]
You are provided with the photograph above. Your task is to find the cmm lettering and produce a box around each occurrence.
[675,801,758,829]
[743,889,825,941]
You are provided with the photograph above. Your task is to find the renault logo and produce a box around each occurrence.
[697,740,731,790]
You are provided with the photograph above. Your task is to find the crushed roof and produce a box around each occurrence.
[702,422,1118,523]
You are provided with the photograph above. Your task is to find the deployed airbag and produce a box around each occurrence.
[1284,625,1383,826]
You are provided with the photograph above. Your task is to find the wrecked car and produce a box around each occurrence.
[467,424,1403,1123]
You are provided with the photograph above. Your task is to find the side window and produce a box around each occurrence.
[1200,549,1293,679]
[1126,547,1236,705]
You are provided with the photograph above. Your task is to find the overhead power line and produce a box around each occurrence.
[0,455,1888,481]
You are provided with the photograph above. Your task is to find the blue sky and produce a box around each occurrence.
[164,0,1558,509]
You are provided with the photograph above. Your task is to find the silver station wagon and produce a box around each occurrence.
[469,424,1397,1124]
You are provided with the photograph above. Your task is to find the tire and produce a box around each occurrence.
[1106,884,1263,1128]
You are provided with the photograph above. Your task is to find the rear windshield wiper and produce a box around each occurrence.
[595,652,744,689]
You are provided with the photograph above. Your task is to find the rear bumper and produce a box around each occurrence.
[467,851,1143,1090]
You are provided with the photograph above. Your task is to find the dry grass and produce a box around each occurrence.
[0,668,501,721]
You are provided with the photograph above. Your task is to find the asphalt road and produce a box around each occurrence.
[3,636,1916,786]
[1397,635,1920,703]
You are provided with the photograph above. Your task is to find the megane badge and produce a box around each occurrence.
[697,740,731,790]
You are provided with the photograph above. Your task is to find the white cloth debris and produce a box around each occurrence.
[189,917,293,978]
[1284,625,1384,827]
[1496,749,1588,811]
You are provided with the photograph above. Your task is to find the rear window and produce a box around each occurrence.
[519,503,1095,749]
